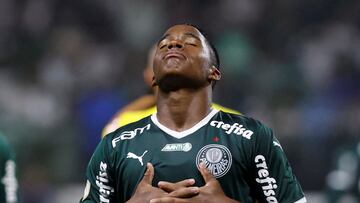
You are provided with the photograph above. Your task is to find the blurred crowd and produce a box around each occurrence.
[0,0,359,202]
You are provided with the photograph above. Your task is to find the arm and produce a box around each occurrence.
[251,125,306,203]
[80,140,116,203]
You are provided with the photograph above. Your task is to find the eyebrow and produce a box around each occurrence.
[157,32,201,45]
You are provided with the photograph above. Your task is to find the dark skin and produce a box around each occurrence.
[153,24,220,132]
[126,24,240,203]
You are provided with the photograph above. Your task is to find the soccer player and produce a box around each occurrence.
[0,133,18,203]
[101,45,239,137]
[80,24,306,203]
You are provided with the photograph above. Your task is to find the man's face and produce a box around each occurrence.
[153,24,213,91]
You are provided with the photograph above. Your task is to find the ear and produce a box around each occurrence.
[208,65,221,81]
[151,76,158,87]
[143,67,154,88]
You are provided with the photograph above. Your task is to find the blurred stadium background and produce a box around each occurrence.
[0,0,359,202]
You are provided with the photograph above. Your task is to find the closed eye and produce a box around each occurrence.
[159,44,166,49]
[185,43,197,47]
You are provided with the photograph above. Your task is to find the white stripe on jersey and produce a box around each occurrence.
[151,108,219,139]
[294,196,307,203]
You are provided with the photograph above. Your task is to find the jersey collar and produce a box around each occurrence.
[151,108,219,139]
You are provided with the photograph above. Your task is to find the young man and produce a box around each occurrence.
[101,45,239,137]
[0,133,18,203]
[80,24,306,203]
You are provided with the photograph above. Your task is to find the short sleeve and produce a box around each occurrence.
[80,139,116,203]
[251,124,306,203]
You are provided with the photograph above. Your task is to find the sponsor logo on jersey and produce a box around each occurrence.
[196,144,232,178]
[161,143,192,152]
[210,121,254,139]
[96,161,114,203]
[255,155,278,203]
[1,160,18,203]
[126,150,148,166]
[112,124,151,147]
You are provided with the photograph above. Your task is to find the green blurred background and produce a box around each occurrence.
[0,0,359,202]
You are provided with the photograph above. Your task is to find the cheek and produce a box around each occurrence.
[152,56,162,73]
[188,62,209,79]
[191,55,211,72]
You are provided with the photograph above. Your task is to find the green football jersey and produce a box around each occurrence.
[0,134,18,203]
[81,109,306,203]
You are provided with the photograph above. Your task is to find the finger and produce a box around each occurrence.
[150,197,188,203]
[173,178,196,187]
[158,179,195,192]
[198,162,214,183]
[142,162,154,184]
[168,186,199,198]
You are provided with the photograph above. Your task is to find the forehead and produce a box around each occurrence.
[163,25,204,39]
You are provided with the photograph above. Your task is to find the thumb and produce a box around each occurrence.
[142,162,155,184]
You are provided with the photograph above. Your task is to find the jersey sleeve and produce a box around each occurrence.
[80,138,116,203]
[0,135,18,203]
[251,124,306,203]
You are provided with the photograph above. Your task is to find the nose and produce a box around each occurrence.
[167,40,183,50]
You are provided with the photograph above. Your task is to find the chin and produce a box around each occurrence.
[164,57,186,68]
[157,74,204,93]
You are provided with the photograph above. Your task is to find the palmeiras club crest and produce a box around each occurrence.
[196,144,232,178]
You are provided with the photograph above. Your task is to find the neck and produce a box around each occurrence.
[156,87,212,131]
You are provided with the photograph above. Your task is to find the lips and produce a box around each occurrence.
[163,51,186,60]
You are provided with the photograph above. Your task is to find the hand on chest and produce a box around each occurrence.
[121,135,235,186]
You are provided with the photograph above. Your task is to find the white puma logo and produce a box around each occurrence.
[126,150,148,166]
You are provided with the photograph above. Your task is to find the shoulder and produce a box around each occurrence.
[102,106,156,137]
[216,111,268,131]
[102,116,153,148]
[215,111,273,141]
